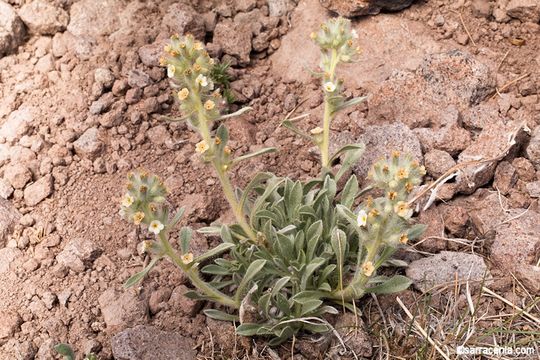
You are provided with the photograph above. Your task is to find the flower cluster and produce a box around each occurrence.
[120,171,168,237]
[161,34,221,127]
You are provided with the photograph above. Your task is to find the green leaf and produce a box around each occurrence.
[201,264,230,275]
[194,243,235,263]
[301,299,323,316]
[235,259,266,301]
[408,224,427,240]
[365,275,412,294]
[270,277,291,298]
[220,225,233,243]
[300,257,325,290]
[292,290,328,304]
[204,309,239,322]
[239,172,273,214]
[217,106,253,120]
[331,228,347,292]
[54,344,75,360]
[216,124,229,148]
[281,120,311,140]
[197,226,222,234]
[179,226,192,254]
[340,175,358,208]
[169,207,186,228]
[333,96,367,113]
[232,147,277,165]
[335,144,365,181]
[124,257,160,288]
[330,143,364,164]
[236,323,264,336]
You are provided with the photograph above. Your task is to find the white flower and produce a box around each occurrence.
[361,261,374,277]
[323,81,336,92]
[167,64,176,78]
[196,74,208,87]
[310,127,323,135]
[351,29,359,39]
[121,193,134,207]
[181,253,194,264]
[357,210,368,227]
[148,220,164,235]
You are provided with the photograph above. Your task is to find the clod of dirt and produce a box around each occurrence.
[111,325,196,360]
[506,0,540,23]
[525,126,540,170]
[73,127,104,160]
[490,210,540,294]
[99,288,149,333]
[0,1,25,57]
[424,149,456,178]
[23,174,53,206]
[320,0,414,17]
[0,309,22,345]
[406,251,490,293]
[18,1,69,35]
[0,247,22,274]
[56,238,102,273]
[333,312,373,358]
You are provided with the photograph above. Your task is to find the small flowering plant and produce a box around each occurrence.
[120,18,426,345]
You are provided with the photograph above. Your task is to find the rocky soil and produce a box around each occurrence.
[0,0,539,359]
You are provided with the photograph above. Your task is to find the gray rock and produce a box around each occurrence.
[213,19,252,64]
[268,0,292,16]
[99,289,148,333]
[490,210,540,294]
[0,198,20,245]
[0,310,22,345]
[161,3,205,40]
[0,108,32,142]
[525,126,540,171]
[127,69,151,89]
[0,1,25,57]
[406,251,490,293]
[0,247,22,274]
[353,122,423,180]
[320,0,414,17]
[0,178,13,199]
[73,127,103,160]
[67,0,122,38]
[18,1,69,35]
[94,67,115,89]
[111,325,196,360]
[506,0,540,23]
[526,181,540,198]
[424,149,456,178]
[3,162,31,189]
[138,40,166,67]
[332,312,372,358]
[56,238,101,273]
[23,174,53,206]
[89,92,115,115]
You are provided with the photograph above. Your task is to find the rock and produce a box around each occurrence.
[457,121,527,194]
[471,0,493,18]
[353,122,423,181]
[268,0,291,16]
[236,0,257,12]
[0,1,25,57]
[526,126,540,171]
[416,206,447,252]
[35,53,53,73]
[18,1,69,35]
[333,312,372,358]
[148,288,172,315]
[0,247,22,274]
[111,325,196,360]
[98,289,148,333]
[99,101,125,127]
[493,161,517,195]
[506,0,540,23]
[213,19,252,64]
[147,125,171,146]
[205,318,238,358]
[74,128,104,160]
[168,285,200,317]
[424,150,456,178]
[0,198,20,245]
[0,108,32,142]
[94,67,115,89]
[23,175,53,206]
[67,0,122,38]
[0,178,14,199]
[161,3,205,40]
[55,238,101,272]
[138,40,166,67]
[440,205,470,237]
[0,310,22,345]
[526,181,540,198]
[320,0,414,17]
[490,210,540,294]
[127,69,151,89]
[3,162,32,189]
[406,251,489,293]
[512,157,536,182]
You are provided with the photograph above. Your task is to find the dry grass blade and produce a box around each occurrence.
[482,287,540,325]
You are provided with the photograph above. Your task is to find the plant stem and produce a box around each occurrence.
[320,49,338,169]
[159,233,239,308]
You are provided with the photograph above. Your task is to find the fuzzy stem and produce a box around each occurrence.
[159,233,239,308]
[320,49,338,169]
